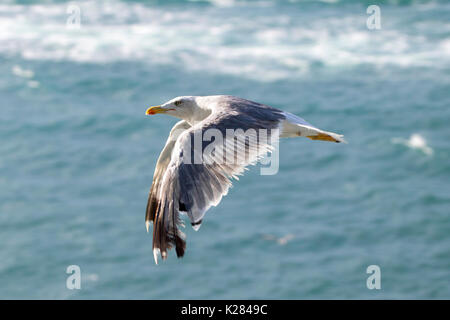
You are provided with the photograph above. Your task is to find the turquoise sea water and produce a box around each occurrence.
[0,0,449,299]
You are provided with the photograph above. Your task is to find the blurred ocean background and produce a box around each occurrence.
[0,0,449,299]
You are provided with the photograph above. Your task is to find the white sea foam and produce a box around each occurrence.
[392,133,433,156]
[12,65,34,78]
[27,80,40,88]
[0,0,448,81]
[262,233,295,245]
[188,0,236,7]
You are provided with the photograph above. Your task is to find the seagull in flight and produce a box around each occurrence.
[145,95,345,264]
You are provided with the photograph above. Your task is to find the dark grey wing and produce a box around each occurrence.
[151,104,284,263]
[145,120,191,231]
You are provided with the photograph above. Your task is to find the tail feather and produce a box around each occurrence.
[280,112,346,143]
[307,130,347,143]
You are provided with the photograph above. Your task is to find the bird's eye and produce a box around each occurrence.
[174,100,182,107]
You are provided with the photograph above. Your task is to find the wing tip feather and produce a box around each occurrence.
[153,248,159,265]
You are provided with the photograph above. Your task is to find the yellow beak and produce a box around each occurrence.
[146,106,166,115]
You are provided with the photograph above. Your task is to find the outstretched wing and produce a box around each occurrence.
[145,120,191,231]
[151,100,285,263]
